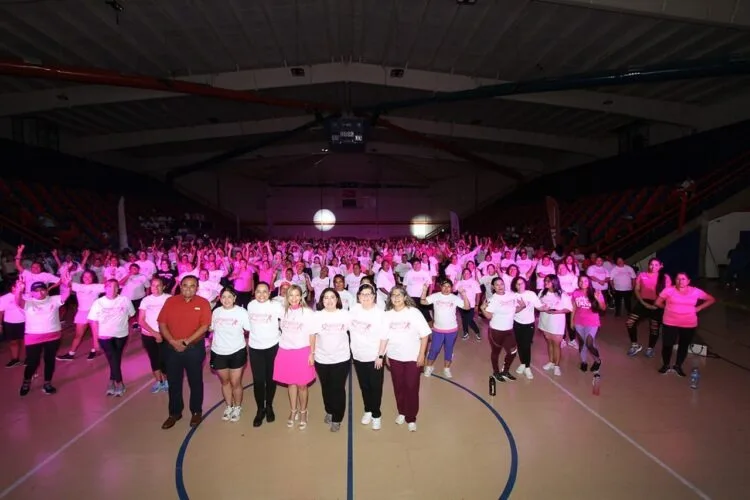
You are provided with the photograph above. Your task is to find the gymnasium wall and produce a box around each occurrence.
[175,153,514,238]
[704,211,750,278]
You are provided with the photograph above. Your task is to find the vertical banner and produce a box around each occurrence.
[117,196,129,250]
[449,211,460,241]
[545,196,560,247]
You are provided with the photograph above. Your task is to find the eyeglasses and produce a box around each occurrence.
[359,292,374,297]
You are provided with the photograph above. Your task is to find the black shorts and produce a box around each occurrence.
[210,347,247,370]
[2,322,24,341]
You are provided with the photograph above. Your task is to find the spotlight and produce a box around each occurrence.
[105,0,124,12]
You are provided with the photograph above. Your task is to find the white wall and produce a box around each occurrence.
[704,212,750,278]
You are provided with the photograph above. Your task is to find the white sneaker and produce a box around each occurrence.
[568,340,578,349]
[442,367,453,378]
[560,340,567,348]
[407,422,417,432]
[543,362,555,371]
[372,418,382,430]
[553,366,562,377]
[222,405,233,421]
[515,364,526,375]
[423,366,434,377]
[524,367,534,379]
[395,414,406,425]
[230,406,242,422]
[361,412,372,425]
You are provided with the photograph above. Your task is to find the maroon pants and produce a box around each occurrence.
[489,328,517,373]
[389,359,421,423]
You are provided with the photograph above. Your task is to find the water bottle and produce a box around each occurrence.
[690,367,700,389]
[592,373,601,396]
[489,376,496,396]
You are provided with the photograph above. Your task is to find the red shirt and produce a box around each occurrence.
[157,295,211,340]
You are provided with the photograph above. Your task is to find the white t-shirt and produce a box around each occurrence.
[139,293,170,333]
[337,289,355,311]
[514,290,542,325]
[24,295,64,334]
[197,280,222,306]
[211,306,251,355]
[558,273,578,295]
[311,276,331,301]
[313,309,352,364]
[537,292,572,335]
[375,270,396,293]
[88,295,135,339]
[455,279,481,309]
[610,265,636,291]
[72,283,105,312]
[21,270,59,294]
[246,299,283,350]
[383,307,431,362]
[424,292,463,332]
[0,292,25,323]
[349,304,387,362]
[403,269,432,297]
[121,274,149,301]
[586,265,610,291]
[535,262,556,290]
[345,273,364,291]
[279,307,316,349]
[486,292,517,331]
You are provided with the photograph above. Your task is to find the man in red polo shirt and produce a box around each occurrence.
[158,275,212,429]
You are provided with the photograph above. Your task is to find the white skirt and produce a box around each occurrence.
[74,310,90,325]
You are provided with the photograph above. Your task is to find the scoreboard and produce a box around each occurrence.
[327,118,367,152]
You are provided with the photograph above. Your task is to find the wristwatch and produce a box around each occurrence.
[378,355,385,359]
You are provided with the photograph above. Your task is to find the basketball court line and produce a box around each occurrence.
[0,378,153,499]
[532,367,712,500]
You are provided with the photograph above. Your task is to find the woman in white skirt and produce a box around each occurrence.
[57,270,104,361]
[273,285,317,430]
[211,287,251,423]
[537,275,572,376]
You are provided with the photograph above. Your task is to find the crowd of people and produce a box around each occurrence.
[0,234,715,432]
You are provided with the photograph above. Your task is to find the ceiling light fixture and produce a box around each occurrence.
[104,0,124,25]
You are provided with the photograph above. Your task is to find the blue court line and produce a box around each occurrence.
[175,382,254,500]
[347,368,354,500]
[433,375,519,500]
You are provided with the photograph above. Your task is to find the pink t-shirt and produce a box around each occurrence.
[637,272,672,301]
[572,290,600,327]
[659,286,708,328]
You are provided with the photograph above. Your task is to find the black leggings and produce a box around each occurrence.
[248,344,279,410]
[100,337,128,383]
[24,338,61,382]
[353,359,385,419]
[661,325,696,368]
[315,360,351,423]
[626,300,662,348]
[514,321,535,367]
[141,335,165,372]
[458,308,479,335]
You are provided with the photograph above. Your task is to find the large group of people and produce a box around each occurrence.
[0,234,716,432]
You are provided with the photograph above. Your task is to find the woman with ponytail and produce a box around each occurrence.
[626,258,671,358]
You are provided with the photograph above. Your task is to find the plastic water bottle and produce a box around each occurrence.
[592,373,601,396]
[690,367,700,389]
[489,376,496,396]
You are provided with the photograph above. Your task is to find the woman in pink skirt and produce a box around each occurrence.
[273,285,317,430]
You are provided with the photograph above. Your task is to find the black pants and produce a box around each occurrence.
[100,336,128,383]
[458,308,479,335]
[248,344,279,410]
[141,334,165,372]
[315,360,351,423]
[411,297,432,322]
[661,325,696,368]
[613,290,633,316]
[24,338,60,382]
[353,359,384,419]
[163,343,205,416]
[489,328,517,373]
[514,321,535,367]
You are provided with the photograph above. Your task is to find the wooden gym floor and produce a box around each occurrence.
[0,285,748,500]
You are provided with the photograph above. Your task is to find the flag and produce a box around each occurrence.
[545,196,560,247]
